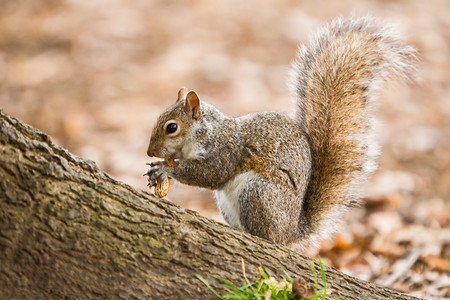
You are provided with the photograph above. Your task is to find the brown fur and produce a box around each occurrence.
[291,17,416,244]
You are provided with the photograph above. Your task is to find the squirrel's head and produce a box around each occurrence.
[147,87,202,160]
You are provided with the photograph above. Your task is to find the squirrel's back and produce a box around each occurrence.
[290,16,416,248]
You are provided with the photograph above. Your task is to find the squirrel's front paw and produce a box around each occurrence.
[144,161,168,187]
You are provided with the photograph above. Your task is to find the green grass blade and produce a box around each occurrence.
[195,274,223,299]
[222,294,244,299]
[237,280,254,293]
[318,256,327,300]
[311,259,318,294]
[282,269,293,283]
[212,275,236,286]
[212,275,241,292]
[259,266,269,280]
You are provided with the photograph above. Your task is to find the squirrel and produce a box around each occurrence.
[145,16,416,250]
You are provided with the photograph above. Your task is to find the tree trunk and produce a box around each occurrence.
[0,110,419,300]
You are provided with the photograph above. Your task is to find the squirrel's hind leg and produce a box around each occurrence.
[238,174,303,245]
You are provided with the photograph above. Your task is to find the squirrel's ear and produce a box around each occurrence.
[177,87,188,102]
[185,90,202,120]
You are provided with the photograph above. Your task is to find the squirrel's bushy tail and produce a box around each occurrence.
[290,16,416,247]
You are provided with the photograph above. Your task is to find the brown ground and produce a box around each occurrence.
[1,0,449,299]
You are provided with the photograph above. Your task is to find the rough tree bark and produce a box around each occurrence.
[0,110,419,300]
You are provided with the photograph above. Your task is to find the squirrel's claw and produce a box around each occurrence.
[144,160,168,187]
[147,161,166,167]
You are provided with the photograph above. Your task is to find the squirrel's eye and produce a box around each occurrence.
[166,123,178,133]
[163,120,180,136]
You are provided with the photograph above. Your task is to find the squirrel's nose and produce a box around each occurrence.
[147,149,156,157]
[147,145,157,157]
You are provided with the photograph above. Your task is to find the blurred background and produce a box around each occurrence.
[0,0,449,298]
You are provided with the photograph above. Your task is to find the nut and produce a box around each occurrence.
[165,157,175,166]
[155,177,170,198]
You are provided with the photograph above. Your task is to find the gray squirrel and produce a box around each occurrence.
[145,16,416,250]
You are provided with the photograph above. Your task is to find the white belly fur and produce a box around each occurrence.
[213,171,258,230]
